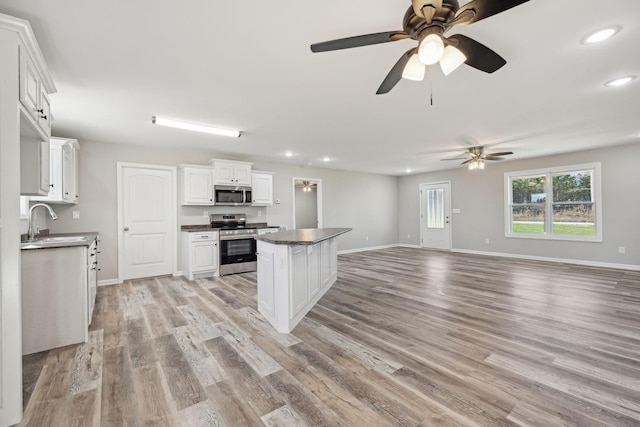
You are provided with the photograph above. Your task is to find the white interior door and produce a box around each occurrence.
[420,182,452,250]
[118,163,176,281]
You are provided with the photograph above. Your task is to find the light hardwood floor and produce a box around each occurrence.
[20,248,640,426]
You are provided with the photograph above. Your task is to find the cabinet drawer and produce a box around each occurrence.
[189,232,216,241]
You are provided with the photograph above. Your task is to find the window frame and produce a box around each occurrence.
[504,162,602,242]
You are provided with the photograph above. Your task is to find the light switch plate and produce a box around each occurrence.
[452,208,461,214]
[72,211,80,219]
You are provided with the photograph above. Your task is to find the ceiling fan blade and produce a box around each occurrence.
[484,157,507,161]
[452,0,530,26]
[461,159,474,165]
[484,151,513,158]
[441,157,469,161]
[311,31,410,53]
[446,34,506,73]
[376,48,417,95]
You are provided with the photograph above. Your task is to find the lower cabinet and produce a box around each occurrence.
[21,237,98,355]
[257,237,338,333]
[182,231,219,280]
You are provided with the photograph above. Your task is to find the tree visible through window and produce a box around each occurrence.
[506,163,601,241]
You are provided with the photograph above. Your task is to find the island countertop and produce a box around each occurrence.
[255,228,352,245]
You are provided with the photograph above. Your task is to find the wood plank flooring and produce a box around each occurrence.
[20,248,640,426]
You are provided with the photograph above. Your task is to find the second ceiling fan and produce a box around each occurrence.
[310,0,530,94]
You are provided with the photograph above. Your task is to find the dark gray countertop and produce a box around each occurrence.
[21,232,99,250]
[181,223,280,232]
[255,228,352,245]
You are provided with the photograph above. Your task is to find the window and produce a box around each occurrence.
[505,163,602,241]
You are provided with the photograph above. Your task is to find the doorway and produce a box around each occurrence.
[420,181,452,250]
[293,178,322,229]
[117,163,177,281]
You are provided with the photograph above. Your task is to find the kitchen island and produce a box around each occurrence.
[255,228,351,333]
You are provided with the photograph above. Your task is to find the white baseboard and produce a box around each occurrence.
[338,244,399,255]
[98,278,120,287]
[451,248,640,271]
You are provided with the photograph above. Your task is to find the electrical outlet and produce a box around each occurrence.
[366,236,369,241]
[275,199,281,204]
[618,246,626,254]
[485,238,490,245]
[203,211,209,217]
[407,234,410,239]
[72,211,80,220]
[258,210,262,217]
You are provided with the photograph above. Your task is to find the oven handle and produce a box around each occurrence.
[220,234,258,241]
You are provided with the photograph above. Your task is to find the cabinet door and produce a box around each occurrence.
[233,164,252,185]
[19,47,39,122]
[38,139,50,194]
[289,246,308,318]
[251,173,273,206]
[308,245,321,299]
[182,167,214,205]
[214,163,235,184]
[192,241,218,272]
[62,143,74,202]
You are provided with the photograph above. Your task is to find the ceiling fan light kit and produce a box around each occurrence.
[402,54,426,81]
[310,0,530,94]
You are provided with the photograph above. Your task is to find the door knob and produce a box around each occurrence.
[124,227,129,231]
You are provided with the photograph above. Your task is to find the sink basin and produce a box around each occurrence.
[39,236,88,242]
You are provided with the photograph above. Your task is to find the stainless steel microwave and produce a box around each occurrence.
[214,185,252,206]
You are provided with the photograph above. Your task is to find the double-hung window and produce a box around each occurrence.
[505,163,602,241]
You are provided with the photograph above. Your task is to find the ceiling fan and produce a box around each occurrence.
[442,145,513,170]
[310,0,530,94]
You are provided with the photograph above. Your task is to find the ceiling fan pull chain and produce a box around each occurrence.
[428,65,433,106]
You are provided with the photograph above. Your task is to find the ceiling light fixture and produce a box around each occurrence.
[605,75,636,87]
[468,159,485,171]
[322,156,331,162]
[402,54,426,81]
[285,151,293,157]
[418,33,444,66]
[152,116,241,138]
[406,168,412,174]
[582,25,621,44]
[439,45,467,76]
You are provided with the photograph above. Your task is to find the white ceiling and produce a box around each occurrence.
[2,0,639,176]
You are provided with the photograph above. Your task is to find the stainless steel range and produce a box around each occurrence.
[211,213,257,276]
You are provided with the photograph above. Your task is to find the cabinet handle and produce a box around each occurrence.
[50,184,54,188]
[65,192,69,195]
[36,108,43,113]
[124,227,129,231]
[40,114,48,120]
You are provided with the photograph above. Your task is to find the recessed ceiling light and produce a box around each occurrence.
[322,156,331,162]
[152,116,240,137]
[582,25,621,44]
[605,75,636,87]
[406,168,412,174]
[285,151,293,157]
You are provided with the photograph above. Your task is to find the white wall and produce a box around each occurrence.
[398,143,640,267]
[45,139,399,282]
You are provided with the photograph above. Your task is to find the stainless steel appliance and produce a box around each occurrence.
[214,185,252,206]
[211,213,257,275]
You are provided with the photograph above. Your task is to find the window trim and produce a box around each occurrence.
[504,162,602,242]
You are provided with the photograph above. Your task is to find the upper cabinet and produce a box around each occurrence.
[19,45,52,139]
[32,138,79,204]
[251,171,274,206]
[180,165,215,205]
[209,159,253,186]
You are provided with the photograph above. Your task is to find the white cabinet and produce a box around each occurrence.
[209,159,253,185]
[31,138,79,204]
[252,171,274,206]
[20,137,50,195]
[182,231,219,280]
[21,237,98,355]
[180,165,215,205]
[19,45,51,138]
[257,236,339,333]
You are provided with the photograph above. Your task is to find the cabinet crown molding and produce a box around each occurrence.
[0,12,56,94]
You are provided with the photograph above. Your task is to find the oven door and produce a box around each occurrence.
[219,236,257,265]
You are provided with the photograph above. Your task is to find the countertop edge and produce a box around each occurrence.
[255,228,352,245]
[21,232,99,250]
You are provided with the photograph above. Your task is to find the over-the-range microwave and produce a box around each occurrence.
[214,185,252,206]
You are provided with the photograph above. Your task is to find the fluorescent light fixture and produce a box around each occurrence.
[440,45,467,76]
[152,116,241,137]
[418,34,444,65]
[605,75,636,87]
[402,54,425,81]
[582,25,621,44]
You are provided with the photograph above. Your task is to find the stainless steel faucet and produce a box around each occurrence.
[27,203,58,241]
